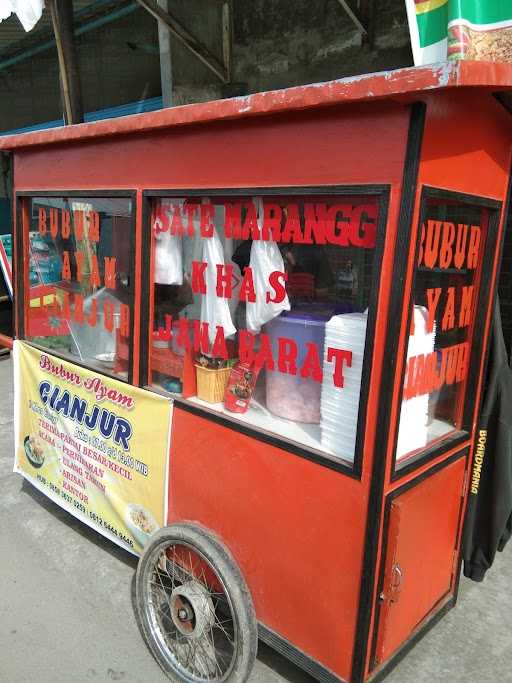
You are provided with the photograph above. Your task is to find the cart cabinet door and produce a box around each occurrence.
[374,456,465,666]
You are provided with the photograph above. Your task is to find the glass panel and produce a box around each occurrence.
[148,193,383,466]
[25,196,133,379]
[395,196,489,468]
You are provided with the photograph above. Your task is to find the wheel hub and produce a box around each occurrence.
[170,580,215,638]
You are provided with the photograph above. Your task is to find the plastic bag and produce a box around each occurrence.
[68,287,121,361]
[245,197,290,334]
[154,200,183,286]
[246,239,290,334]
[396,305,436,460]
[201,228,236,346]
[0,0,44,32]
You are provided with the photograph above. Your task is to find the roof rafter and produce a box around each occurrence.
[334,0,367,36]
[135,0,229,83]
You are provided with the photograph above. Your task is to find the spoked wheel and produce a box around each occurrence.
[135,523,258,683]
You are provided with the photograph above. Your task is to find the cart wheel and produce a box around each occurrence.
[135,522,258,682]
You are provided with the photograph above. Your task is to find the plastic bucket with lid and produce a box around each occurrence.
[263,309,331,424]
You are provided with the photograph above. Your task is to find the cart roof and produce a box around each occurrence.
[1,60,512,151]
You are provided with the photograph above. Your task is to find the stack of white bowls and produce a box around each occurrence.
[396,306,436,460]
[320,312,368,462]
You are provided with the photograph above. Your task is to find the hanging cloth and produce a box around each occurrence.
[463,298,512,581]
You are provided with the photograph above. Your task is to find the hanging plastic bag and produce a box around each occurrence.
[0,0,44,32]
[246,198,290,334]
[396,305,436,460]
[201,228,236,346]
[154,200,183,286]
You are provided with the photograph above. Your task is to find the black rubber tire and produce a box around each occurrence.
[135,522,258,683]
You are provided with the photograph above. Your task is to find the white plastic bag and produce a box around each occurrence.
[246,198,290,334]
[201,229,236,346]
[154,200,183,286]
[0,0,44,32]
[396,305,436,460]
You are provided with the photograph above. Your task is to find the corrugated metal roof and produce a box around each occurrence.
[0,95,164,135]
[0,1,120,56]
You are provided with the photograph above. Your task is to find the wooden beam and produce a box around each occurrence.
[334,0,368,36]
[222,0,233,83]
[157,0,173,106]
[135,0,228,83]
[48,0,84,124]
[360,0,375,48]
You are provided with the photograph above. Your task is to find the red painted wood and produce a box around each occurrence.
[10,103,407,191]
[365,90,512,679]
[420,90,512,199]
[131,190,143,385]
[1,61,512,152]
[169,406,369,679]
[375,457,466,665]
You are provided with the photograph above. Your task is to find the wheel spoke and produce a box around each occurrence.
[154,571,172,598]
[152,571,173,617]
[149,579,172,593]
[150,601,173,623]
[208,621,228,677]
[195,638,214,678]
[203,600,235,647]
[213,623,235,648]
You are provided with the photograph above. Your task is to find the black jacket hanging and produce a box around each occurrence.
[462,298,512,581]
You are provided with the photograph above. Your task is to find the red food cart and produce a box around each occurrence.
[3,60,512,683]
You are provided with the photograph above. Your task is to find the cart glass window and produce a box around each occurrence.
[22,196,133,379]
[395,196,491,470]
[146,193,384,467]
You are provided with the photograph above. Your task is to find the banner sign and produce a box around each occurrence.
[14,341,172,555]
[406,0,512,66]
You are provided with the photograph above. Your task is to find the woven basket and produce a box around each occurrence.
[195,365,231,403]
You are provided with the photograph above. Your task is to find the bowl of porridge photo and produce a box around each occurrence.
[24,435,45,469]
[125,503,159,548]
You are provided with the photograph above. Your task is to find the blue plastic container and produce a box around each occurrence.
[264,309,330,423]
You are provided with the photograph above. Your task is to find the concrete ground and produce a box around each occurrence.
[0,353,510,683]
